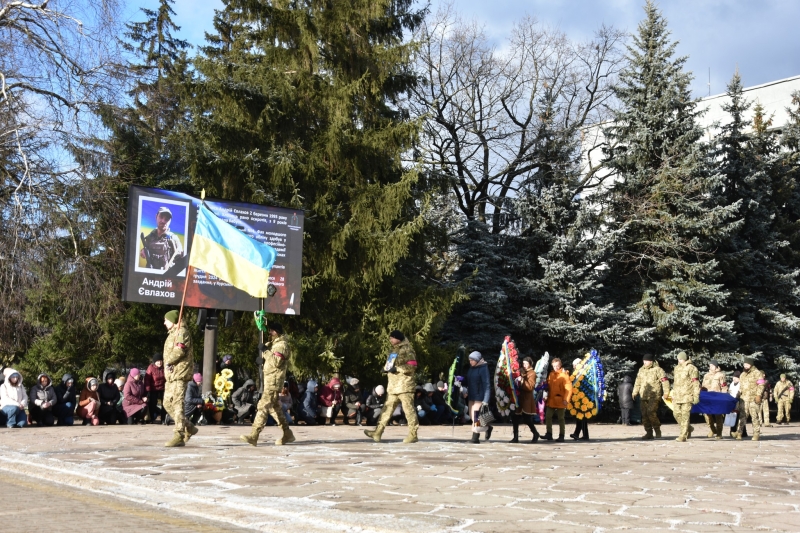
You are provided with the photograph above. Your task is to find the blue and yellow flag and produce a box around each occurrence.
[189,204,277,298]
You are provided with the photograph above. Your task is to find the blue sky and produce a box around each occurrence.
[124,0,800,98]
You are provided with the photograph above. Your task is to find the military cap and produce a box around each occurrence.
[156,206,173,219]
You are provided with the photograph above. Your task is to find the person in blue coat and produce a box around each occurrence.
[299,380,319,425]
[465,351,491,444]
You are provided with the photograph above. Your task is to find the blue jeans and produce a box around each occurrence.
[54,403,75,426]
[281,405,294,424]
[2,405,28,428]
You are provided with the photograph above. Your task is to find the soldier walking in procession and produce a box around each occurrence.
[240,323,296,446]
[632,354,670,440]
[671,352,700,442]
[162,310,198,447]
[773,374,795,425]
[701,359,727,439]
[364,330,419,444]
[733,357,765,441]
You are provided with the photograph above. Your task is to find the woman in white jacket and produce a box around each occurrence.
[1,368,28,428]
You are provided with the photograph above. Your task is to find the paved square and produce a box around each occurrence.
[0,422,798,532]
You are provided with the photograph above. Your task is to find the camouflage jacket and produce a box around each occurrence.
[262,335,291,392]
[633,361,670,401]
[739,366,765,403]
[702,368,727,393]
[672,362,700,404]
[386,338,417,395]
[773,380,795,402]
[143,229,183,270]
[163,324,192,382]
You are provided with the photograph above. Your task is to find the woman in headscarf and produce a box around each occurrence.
[77,377,101,425]
[123,368,148,424]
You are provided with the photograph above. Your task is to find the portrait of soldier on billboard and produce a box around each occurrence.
[135,199,189,275]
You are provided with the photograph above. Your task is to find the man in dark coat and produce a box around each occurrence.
[618,375,634,425]
[343,378,366,425]
[232,379,257,423]
[299,380,319,425]
[53,373,77,426]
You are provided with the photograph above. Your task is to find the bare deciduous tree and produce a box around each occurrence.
[411,5,624,234]
[0,0,123,360]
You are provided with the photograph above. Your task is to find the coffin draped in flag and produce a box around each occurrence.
[189,204,277,298]
[664,391,739,415]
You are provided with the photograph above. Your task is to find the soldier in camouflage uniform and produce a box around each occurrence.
[671,352,700,442]
[734,357,765,441]
[162,310,197,447]
[701,359,727,439]
[632,354,670,440]
[140,207,184,270]
[240,323,295,446]
[773,374,795,425]
[365,330,419,444]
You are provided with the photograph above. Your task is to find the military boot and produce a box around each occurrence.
[752,433,760,441]
[732,432,742,440]
[641,429,654,440]
[165,432,185,447]
[688,425,694,438]
[183,423,199,443]
[707,430,715,438]
[364,426,384,443]
[675,436,687,442]
[654,427,662,438]
[239,428,261,447]
[403,426,418,444]
[276,427,296,446]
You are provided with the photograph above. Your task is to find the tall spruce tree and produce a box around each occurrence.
[601,1,739,365]
[178,0,456,379]
[712,73,800,375]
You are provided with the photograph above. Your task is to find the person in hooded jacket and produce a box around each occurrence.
[184,373,204,424]
[145,353,166,423]
[77,377,100,425]
[318,377,344,425]
[0,368,28,428]
[343,379,366,425]
[466,351,491,444]
[29,373,58,426]
[299,380,319,425]
[98,371,121,425]
[53,373,77,426]
[432,382,453,425]
[123,368,148,424]
[232,379,257,423]
[617,375,634,425]
[365,385,386,425]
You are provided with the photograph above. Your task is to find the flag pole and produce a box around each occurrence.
[177,189,204,331]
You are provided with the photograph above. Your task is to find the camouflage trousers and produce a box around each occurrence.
[737,400,761,437]
[760,400,770,425]
[673,402,693,439]
[164,380,189,436]
[641,399,661,432]
[777,400,792,423]
[252,390,288,433]
[704,414,724,436]
[376,393,418,434]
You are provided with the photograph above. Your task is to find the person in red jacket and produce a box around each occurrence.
[317,377,343,425]
[145,353,166,423]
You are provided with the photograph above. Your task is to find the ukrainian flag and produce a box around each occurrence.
[189,204,277,298]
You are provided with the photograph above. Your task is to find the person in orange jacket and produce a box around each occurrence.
[543,358,572,441]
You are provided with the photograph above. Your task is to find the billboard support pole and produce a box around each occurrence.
[257,297,265,394]
[202,312,218,395]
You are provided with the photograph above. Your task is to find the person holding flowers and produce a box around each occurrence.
[511,357,540,443]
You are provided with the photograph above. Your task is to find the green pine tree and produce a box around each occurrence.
[712,73,800,376]
[177,0,456,380]
[601,1,739,364]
